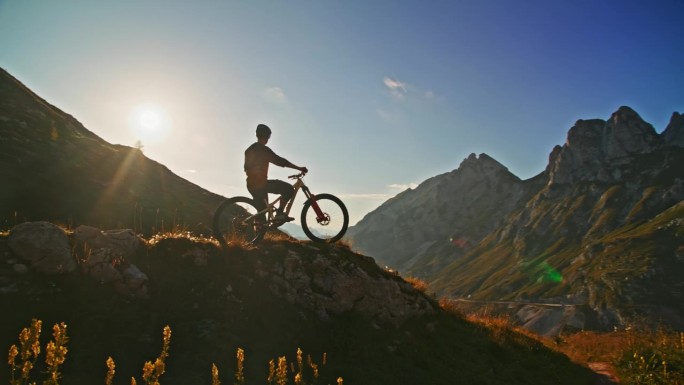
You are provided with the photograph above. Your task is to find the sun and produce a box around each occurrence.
[139,109,161,130]
[130,105,170,144]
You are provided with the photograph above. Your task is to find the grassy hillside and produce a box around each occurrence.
[432,196,684,328]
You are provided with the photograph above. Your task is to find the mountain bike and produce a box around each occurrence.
[213,172,349,245]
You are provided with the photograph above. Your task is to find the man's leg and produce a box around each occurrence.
[248,187,268,223]
[266,180,294,217]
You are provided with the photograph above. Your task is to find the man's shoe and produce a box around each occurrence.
[273,213,294,226]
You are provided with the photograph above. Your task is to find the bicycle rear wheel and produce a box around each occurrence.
[301,193,349,243]
[213,197,265,245]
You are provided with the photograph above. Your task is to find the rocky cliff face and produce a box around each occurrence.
[548,107,662,184]
[349,106,684,332]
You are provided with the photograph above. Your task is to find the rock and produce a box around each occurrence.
[118,264,148,299]
[8,221,76,274]
[74,225,141,258]
[82,247,148,298]
[516,305,586,337]
[85,248,122,284]
[72,226,148,298]
[259,251,437,326]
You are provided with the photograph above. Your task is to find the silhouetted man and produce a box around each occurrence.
[244,124,307,224]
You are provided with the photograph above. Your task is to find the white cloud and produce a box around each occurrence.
[382,77,438,103]
[383,77,407,99]
[182,169,197,174]
[264,86,286,103]
[339,193,392,201]
[339,183,418,201]
[388,183,418,190]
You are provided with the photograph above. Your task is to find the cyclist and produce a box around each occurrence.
[244,124,308,225]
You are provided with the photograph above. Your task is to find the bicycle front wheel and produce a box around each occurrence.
[301,193,349,243]
[213,197,265,245]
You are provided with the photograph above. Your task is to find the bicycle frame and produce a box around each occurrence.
[243,174,326,226]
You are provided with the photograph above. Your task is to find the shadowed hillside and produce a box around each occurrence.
[0,225,599,385]
[0,67,223,234]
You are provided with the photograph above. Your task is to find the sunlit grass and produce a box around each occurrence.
[147,230,219,247]
[404,276,429,293]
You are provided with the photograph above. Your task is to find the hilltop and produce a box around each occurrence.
[0,223,598,384]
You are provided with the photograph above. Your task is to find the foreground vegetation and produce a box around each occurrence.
[7,319,340,385]
[551,327,684,385]
[449,304,684,385]
[7,312,684,384]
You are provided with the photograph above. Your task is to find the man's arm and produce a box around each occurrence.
[268,147,307,173]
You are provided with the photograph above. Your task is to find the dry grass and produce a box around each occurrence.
[549,331,632,364]
[147,231,219,247]
[404,276,429,293]
[441,300,684,384]
[547,328,684,384]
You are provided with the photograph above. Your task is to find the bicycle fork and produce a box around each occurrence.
[302,186,327,223]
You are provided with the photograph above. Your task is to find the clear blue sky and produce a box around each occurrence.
[1,0,683,225]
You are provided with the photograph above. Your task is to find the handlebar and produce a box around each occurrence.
[288,172,307,179]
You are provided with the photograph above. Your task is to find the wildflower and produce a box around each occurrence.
[276,356,288,385]
[8,344,18,366]
[211,363,220,385]
[105,357,116,385]
[235,348,245,385]
[267,359,276,385]
[142,361,155,381]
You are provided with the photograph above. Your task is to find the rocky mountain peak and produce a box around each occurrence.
[663,111,684,147]
[459,152,510,172]
[548,106,661,184]
[347,152,531,275]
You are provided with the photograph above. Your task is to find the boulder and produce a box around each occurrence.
[76,226,148,299]
[516,305,586,337]
[8,221,76,274]
[74,225,141,258]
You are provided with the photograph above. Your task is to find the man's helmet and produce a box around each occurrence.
[256,124,271,138]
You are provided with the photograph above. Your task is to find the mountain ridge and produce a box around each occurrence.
[348,106,684,332]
